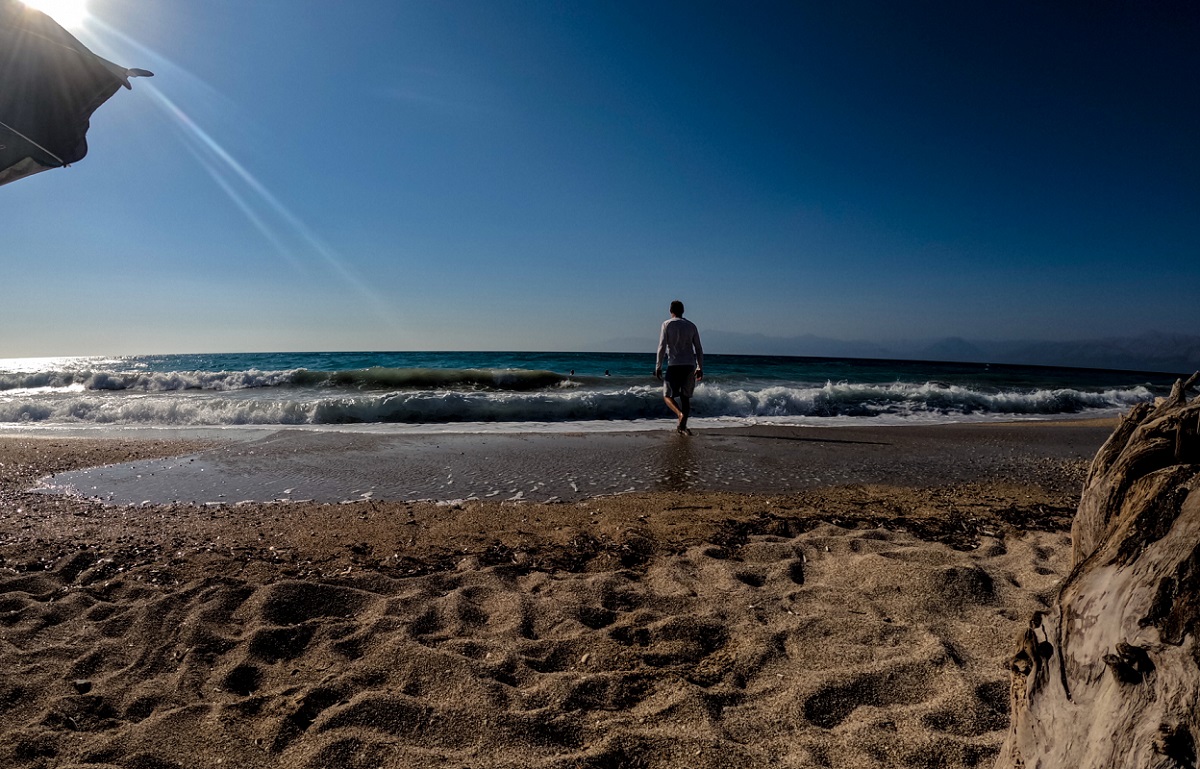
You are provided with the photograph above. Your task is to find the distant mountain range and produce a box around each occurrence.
[603,331,1200,374]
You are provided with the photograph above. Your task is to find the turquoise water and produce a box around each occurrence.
[0,351,1184,428]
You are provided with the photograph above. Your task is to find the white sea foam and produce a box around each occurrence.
[0,380,1155,428]
[0,368,302,393]
[0,366,570,393]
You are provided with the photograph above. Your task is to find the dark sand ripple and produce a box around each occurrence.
[0,429,1100,768]
[1,521,1069,768]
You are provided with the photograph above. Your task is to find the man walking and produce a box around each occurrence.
[655,300,703,434]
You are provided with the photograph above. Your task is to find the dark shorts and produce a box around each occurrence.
[663,365,696,398]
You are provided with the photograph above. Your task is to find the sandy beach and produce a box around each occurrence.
[0,422,1113,768]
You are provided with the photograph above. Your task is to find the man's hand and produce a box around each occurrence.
[654,368,662,380]
[695,367,703,381]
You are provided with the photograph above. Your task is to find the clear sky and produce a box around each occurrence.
[4,0,1198,357]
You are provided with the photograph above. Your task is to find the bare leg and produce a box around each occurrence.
[664,395,690,433]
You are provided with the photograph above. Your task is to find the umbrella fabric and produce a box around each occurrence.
[0,0,149,186]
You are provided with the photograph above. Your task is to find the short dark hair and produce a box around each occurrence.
[670,300,685,316]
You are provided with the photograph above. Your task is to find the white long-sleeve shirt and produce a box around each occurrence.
[656,316,703,369]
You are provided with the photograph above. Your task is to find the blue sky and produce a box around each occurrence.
[4,0,1198,357]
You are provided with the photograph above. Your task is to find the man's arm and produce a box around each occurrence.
[655,321,668,377]
[693,325,703,376]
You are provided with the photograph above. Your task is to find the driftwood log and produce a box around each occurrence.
[997,373,1200,769]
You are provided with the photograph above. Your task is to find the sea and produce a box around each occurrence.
[0,351,1184,435]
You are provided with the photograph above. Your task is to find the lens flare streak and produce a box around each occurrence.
[78,18,400,329]
[145,89,395,318]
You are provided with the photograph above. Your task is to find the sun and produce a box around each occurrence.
[21,0,90,28]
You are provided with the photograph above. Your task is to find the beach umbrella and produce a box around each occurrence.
[0,0,152,186]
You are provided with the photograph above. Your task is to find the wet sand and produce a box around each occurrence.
[0,422,1112,768]
[40,421,1110,504]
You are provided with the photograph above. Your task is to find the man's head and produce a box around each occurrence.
[669,300,684,317]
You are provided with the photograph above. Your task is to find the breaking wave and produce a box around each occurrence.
[0,367,567,394]
[0,380,1155,426]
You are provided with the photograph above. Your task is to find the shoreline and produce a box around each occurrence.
[31,419,1115,506]
[0,411,1122,438]
[0,424,1106,768]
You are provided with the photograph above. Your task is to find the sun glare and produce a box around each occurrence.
[21,0,90,28]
